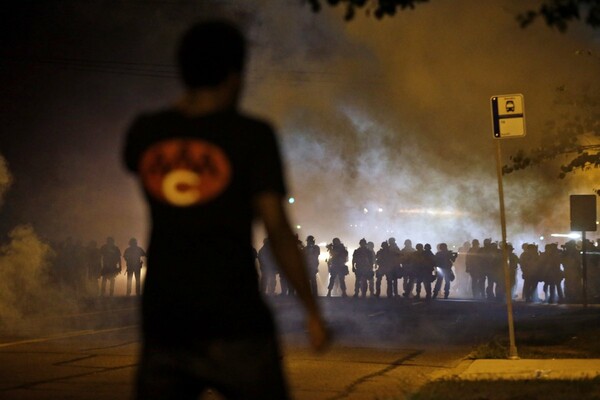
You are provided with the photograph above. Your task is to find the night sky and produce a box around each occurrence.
[1,0,598,250]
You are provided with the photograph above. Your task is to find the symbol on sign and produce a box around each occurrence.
[505,100,515,112]
[491,94,526,139]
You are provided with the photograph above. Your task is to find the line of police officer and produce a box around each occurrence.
[256,236,458,300]
[50,236,146,298]
[256,235,600,303]
[466,238,599,304]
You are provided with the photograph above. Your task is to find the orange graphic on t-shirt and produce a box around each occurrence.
[138,139,232,207]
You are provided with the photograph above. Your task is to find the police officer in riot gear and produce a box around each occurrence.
[258,238,277,295]
[387,238,402,297]
[100,237,122,297]
[366,241,376,296]
[123,237,146,296]
[414,243,436,300]
[466,239,483,299]
[433,243,457,299]
[352,238,374,298]
[326,238,348,297]
[375,242,393,298]
[400,239,416,298]
[304,235,321,296]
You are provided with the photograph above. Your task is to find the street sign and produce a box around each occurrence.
[491,94,526,138]
[570,194,597,232]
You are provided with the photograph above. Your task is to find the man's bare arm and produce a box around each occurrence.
[253,191,329,351]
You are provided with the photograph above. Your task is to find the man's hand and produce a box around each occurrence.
[307,312,331,352]
[254,192,331,353]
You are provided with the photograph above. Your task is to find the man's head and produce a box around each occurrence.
[306,235,315,244]
[177,20,246,90]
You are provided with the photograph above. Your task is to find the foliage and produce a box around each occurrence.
[306,0,600,31]
[517,0,600,32]
[502,86,600,195]
[305,0,429,21]
[469,337,509,359]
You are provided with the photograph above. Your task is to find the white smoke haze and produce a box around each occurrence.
[1,1,597,260]
[0,155,79,335]
[243,1,600,249]
[0,224,77,335]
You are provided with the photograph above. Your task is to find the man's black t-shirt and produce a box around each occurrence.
[123,108,286,345]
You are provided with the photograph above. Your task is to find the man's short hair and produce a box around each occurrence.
[177,20,246,89]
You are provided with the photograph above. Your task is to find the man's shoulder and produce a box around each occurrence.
[231,110,273,129]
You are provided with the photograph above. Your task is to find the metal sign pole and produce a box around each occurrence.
[582,231,588,308]
[494,140,519,359]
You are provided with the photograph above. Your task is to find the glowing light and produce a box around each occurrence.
[396,208,466,216]
[539,236,545,241]
[551,233,582,239]
[296,225,301,230]
[363,208,369,214]
[288,197,295,204]
[378,208,383,213]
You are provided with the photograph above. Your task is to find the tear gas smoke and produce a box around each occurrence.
[0,225,61,326]
[1,1,598,271]
[0,155,78,335]
[244,1,600,250]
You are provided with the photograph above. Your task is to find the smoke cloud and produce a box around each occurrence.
[243,1,600,249]
[0,1,597,252]
[0,155,77,335]
[0,225,56,325]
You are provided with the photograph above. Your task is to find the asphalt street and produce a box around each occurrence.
[0,296,594,399]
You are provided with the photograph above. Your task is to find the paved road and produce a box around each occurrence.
[283,345,467,400]
[0,296,584,400]
[0,326,466,400]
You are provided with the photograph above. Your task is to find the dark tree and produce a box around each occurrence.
[306,0,429,21]
[306,0,600,31]
[517,0,600,32]
[502,86,600,195]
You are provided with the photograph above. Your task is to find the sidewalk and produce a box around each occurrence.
[416,358,600,400]
[444,358,600,380]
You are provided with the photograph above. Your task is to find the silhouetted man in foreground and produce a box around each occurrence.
[123,20,328,400]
